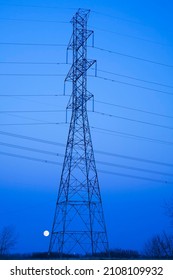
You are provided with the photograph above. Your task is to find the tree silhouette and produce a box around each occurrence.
[144,232,173,258]
[0,226,17,255]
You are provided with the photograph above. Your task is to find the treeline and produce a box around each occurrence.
[1,247,173,260]
[0,226,173,259]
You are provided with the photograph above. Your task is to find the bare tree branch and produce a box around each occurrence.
[144,232,173,258]
[0,226,17,255]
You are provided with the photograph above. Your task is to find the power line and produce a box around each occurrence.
[91,126,173,146]
[0,41,172,69]
[0,17,68,23]
[1,93,172,122]
[1,72,173,96]
[1,114,173,145]
[97,160,173,177]
[1,60,173,94]
[3,109,172,131]
[1,59,172,89]
[0,16,166,46]
[0,3,76,10]
[0,141,64,157]
[2,141,173,172]
[97,69,173,89]
[0,4,146,27]
[0,150,171,184]
[0,151,62,166]
[1,60,172,89]
[0,42,172,69]
[0,42,172,70]
[97,169,170,184]
[0,110,65,113]
[0,121,172,145]
[0,74,65,77]
[1,59,172,88]
[0,110,66,125]
[0,122,67,126]
[1,141,172,178]
[0,61,67,65]
[0,130,172,167]
[95,149,173,168]
[92,110,173,130]
[4,112,60,125]
[0,94,68,97]
[90,26,167,47]
[0,42,66,46]
[0,130,66,147]
[1,61,172,95]
[93,75,173,96]
[95,100,173,120]
[93,46,173,68]
[1,112,172,131]
[0,16,165,46]
[91,10,143,25]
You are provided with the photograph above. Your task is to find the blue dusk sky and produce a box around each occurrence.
[0,0,173,254]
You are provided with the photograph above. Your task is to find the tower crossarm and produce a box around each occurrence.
[65,59,96,82]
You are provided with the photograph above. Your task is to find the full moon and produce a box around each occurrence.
[43,230,50,237]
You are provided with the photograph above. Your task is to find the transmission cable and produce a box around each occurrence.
[95,100,173,120]
[0,3,76,10]
[4,112,64,124]
[1,72,173,96]
[0,42,66,46]
[96,160,173,177]
[1,109,172,131]
[91,126,173,146]
[0,118,172,144]
[92,75,173,96]
[93,46,173,68]
[0,3,148,26]
[0,59,172,90]
[0,150,171,185]
[0,94,68,97]
[0,151,62,166]
[97,69,173,89]
[0,130,66,147]
[0,16,165,46]
[89,25,168,47]
[0,130,173,167]
[0,74,66,77]
[95,149,173,168]
[91,111,173,130]
[1,141,172,177]
[0,41,172,68]
[0,141,64,157]
[0,109,66,113]
[0,61,68,65]
[0,123,172,145]
[91,10,144,25]
[1,94,173,122]
[0,122,67,126]
[97,169,171,184]
[1,114,173,131]
[0,17,68,23]
[1,60,172,89]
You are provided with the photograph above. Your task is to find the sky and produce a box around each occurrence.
[0,0,173,255]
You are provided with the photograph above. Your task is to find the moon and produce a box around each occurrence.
[43,230,50,237]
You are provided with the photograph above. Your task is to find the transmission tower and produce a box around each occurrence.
[49,8,109,256]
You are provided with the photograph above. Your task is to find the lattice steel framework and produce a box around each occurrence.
[49,8,109,255]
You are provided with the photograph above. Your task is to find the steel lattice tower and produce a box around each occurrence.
[49,9,109,256]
